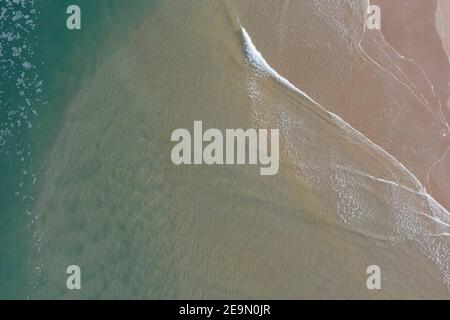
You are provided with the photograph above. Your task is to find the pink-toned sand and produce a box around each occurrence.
[373,0,450,210]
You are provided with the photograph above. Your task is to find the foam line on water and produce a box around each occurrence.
[241,27,320,107]
[240,26,450,221]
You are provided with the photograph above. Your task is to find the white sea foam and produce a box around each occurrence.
[242,26,428,195]
[241,25,450,285]
[242,27,322,108]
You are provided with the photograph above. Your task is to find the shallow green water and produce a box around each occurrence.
[0,0,159,299]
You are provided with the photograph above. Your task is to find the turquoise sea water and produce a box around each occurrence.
[0,0,158,299]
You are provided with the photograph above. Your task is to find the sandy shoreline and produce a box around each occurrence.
[233,0,450,296]
[235,0,450,200]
